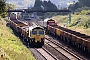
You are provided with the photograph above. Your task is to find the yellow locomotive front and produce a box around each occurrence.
[29,26,45,46]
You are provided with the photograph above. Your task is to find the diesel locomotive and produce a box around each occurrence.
[9,13,45,47]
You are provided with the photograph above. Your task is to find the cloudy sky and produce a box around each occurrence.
[6,0,35,9]
[6,0,78,9]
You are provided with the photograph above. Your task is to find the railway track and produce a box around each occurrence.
[45,35,87,60]
[35,47,58,60]
[18,20,58,60]
[20,19,88,60]
[35,20,88,60]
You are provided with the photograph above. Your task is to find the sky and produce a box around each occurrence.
[6,0,78,9]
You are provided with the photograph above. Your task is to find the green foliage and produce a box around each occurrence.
[68,2,81,11]
[53,14,90,35]
[43,0,57,10]
[80,10,90,15]
[0,0,6,17]
[67,15,90,29]
[0,12,7,18]
[54,14,90,29]
[0,1,15,18]
[0,0,6,13]
[33,0,57,16]
[6,3,15,10]
[69,0,90,11]
[78,0,90,7]
[75,6,90,12]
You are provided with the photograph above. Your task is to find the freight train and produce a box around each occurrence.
[44,18,90,53]
[9,13,45,47]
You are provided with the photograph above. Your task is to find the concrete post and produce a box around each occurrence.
[69,13,71,24]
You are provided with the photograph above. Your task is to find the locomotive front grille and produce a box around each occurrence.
[35,35,41,42]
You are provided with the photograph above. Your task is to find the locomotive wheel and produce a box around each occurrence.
[41,41,44,46]
[56,35,59,39]
[23,38,25,42]
[53,33,55,37]
[65,38,67,42]
[27,43,30,47]
[72,41,75,46]
[67,39,70,44]
[21,34,22,36]
[79,44,82,49]
[27,38,28,42]
[82,46,86,51]
[63,37,66,42]
[48,31,50,34]
[78,44,82,49]
[88,50,90,54]
[39,41,44,48]
[61,36,63,40]
[77,44,80,48]
[30,41,34,47]
[74,42,77,46]
[29,39,32,43]
[69,41,72,45]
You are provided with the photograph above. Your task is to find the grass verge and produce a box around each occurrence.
[0,18,35,60]
[53,15,90,36]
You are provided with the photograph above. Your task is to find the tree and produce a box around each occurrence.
[43,0,57,10]
[78,0,90,7]
[0,0,6,14]
[34,0,43,10]
[32,0,57,16]
[68,2,81,11]
[0,0,7,17]
[68,0,90,11]
[6,3,15,10]
[5,3,15,17]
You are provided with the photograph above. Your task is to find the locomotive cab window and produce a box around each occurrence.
[39,31,44,34]
[32,31,37,35]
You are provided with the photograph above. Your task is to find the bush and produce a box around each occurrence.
[0,13,6,18]
[80,10,90,15]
